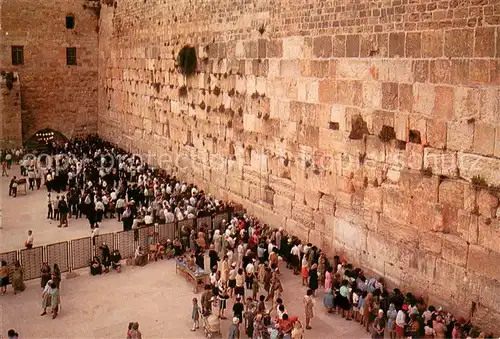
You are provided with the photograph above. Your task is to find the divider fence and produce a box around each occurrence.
[0,211,242,283]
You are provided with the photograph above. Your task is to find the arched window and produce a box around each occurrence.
[66,15,75,29]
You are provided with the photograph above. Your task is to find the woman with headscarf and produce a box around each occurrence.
[12,261,26,294]
[308,264,318,296]
[323,288,335,313]
[384,303,396,339]
[49,281,61,319]
[40,262,51,289]
[41,279,53,316]
[213,229,222,255]
[52,263,61,289]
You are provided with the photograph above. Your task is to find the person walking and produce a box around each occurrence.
[47,194,53,219]
[1,160,8,177]
[303,289,314,330]
[228,317,241,339]
[25,230,34,249]
[49,281,61,319]
[9,176,17,197]
[53,196,60,221]
[0,260,9,295]
[12,261,26,295]
[58,196,69,227]
[190,297,201,331]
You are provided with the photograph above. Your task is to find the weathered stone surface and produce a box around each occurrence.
[467,245,500,281]
[458,153,500,186]
[5,0,499,333]
[1,0,98,140]
[423,148,458,177]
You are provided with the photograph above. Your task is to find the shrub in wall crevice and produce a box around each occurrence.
[177,45,197,76]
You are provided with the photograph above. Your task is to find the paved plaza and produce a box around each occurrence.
[0,166,368,338]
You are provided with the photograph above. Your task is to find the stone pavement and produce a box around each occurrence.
[0,166,122,252]
[0,165,369,338]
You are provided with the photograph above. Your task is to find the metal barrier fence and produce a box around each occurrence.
[0,211,245,282]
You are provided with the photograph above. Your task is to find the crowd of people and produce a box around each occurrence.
[0,136,496,339]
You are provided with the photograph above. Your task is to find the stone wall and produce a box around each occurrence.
[0,0,99,141]
[98,0,500,332]
[0,73,23,148]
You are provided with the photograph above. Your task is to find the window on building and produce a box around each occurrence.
[11,46,24,65]
[66,15,75,29]
[66,47,77,65]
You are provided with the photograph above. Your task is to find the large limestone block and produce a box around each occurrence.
[453,86,480,121]
[408,249,437,283]
[333,219,367,251]
[285,217,309,241]
[423,148,458,177]
[273,194,292,217]
[282,36,304,59]
[477,189,499,218]
[366,231,399,266]
[457,210,479,244]
[382,186,410,225]
[268,175,296,200]
[439,234,468,267]
[319,194,337,217]
[433,259,466,294]
[227,176,250,198]
[371,60,413,83]
[447,122,474,152]
[280,60,300,78]
[365,135,386,162]
[478,217,500,253]
[418,231,443,254]
[378,216,418,246]
[243,166,268,186]
[363,186,383,212]
[413,83,436,117]
[473,123,495,156]
[458,152,500,186]
[467,245,500,281]
[336,60,371,80]
[438,180,465,207]
[291,202,315,228]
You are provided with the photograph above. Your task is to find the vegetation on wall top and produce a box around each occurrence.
[177,45,197,76]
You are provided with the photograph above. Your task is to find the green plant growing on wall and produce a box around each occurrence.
[421,166,433,177]
[258,24,266,35]
[178,85,188,97]
[177,45,197,76]
[471,175,487,189]
[378,125,396,143]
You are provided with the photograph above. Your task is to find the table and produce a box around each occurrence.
[175,259,209,293]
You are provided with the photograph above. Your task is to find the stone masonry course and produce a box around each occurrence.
[2,0,500,334]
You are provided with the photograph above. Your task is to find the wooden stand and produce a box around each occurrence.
[175,259,208,293]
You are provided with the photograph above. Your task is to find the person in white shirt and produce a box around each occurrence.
[290,244,300,275]
[25,230,34,249]
[115,197,125,221]
[144,213,153,225]
[164,209,175,223]
[395,308,407,337]
[91,225,100,245]
[95,200,105,222]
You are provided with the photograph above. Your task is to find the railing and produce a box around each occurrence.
[0,211,245,282]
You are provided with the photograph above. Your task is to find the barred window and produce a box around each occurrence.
[11,46,24,65]
[66,47,77,66]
